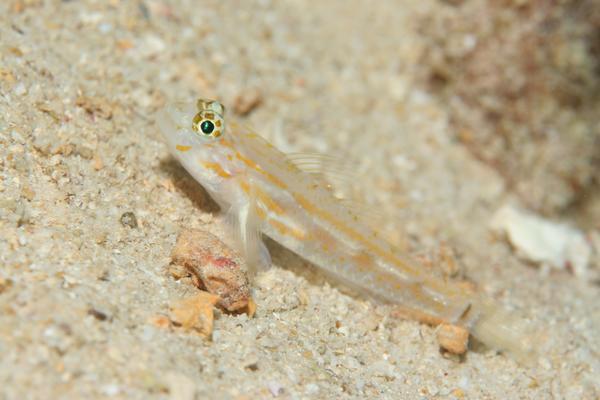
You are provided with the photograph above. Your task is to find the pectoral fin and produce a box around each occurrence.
[223,187,272,279]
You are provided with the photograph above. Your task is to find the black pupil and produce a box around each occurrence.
[200,120,214,134]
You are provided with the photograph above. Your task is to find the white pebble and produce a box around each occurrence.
[14,83,27,96]
[266,381,284,397]
[101,384,120,396]
[305,383,319,395]
[98,22,112,33]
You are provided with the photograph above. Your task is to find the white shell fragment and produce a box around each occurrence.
[491,205,591,277]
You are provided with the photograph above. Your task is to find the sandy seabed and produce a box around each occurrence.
[1,1,598,399]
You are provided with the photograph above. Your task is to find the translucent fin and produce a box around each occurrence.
[338,198,391,227]
[287,152,407,249]
[223,193,271,280]
[465,296,537,365]
[286,152,355,199]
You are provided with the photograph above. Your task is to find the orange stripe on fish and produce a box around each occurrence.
[269,218,306,241]
[238,181,286,216]
[292,192,424,278]
[235,152,288,190]
[200,161,232,178]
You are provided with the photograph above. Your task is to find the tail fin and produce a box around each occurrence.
[466,297,537,365]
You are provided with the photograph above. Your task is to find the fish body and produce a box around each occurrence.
[159,99,532,361]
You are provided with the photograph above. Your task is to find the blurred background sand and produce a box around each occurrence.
[1,1,598,398]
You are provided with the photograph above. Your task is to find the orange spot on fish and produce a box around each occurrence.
[220,139,235,149]
[176,144,192,152]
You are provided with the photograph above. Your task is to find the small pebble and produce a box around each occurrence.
[100,384,120,397]
[233,88,262,116]
[437,323,469,355]
[87,308,108,321]
[14,82,27,96]
[165,371,196,400]
[305,383,319,395]
[245,362,259,371]
[120,212,138,228]
[0,278,13,293]
[266,380,285,397]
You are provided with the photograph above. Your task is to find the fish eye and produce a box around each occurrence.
[192,99,225,139]
[200,120,215,135]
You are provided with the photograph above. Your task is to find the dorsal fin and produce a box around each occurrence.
[286,152,354,199]
[230,126,408,251]
[286,152,407,249]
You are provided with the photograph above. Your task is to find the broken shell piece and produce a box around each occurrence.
[170,229,252,312]
[437,323,469,355]
[246,297,257,318]
[392,307,471,356]
[491,205,591,277]
[170,292,219,338]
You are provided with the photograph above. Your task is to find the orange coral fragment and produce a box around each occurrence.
[392,306,471,355]
[437,323,470,355]
[170,291,220,338]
